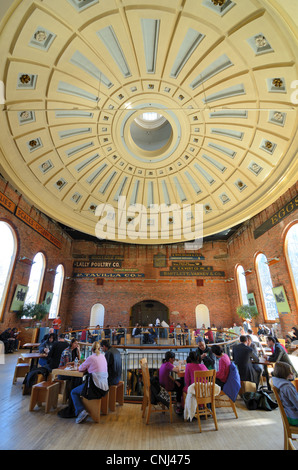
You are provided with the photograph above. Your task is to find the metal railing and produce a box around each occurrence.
[75,328,240,400]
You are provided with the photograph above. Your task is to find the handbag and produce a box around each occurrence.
[242,390,278,411]
[156,386,170,408]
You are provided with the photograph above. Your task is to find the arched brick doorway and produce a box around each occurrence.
[131,300,169,326]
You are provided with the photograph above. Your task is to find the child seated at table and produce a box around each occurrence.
[272,361,298,426]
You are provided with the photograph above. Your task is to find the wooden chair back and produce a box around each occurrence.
[140,358,150,403]
[194,369,216,406]
[194,369,218,432]
[140,357,173,424]
[272,385,298,450]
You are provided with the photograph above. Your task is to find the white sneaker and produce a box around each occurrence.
[76,409,89,423]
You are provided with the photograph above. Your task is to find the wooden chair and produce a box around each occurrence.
[29,380,60,413]
[140,358,173,424]
[272,385,298,450]
[215,390,238,419]
[82,393,109,423]
[194,369,218,432]
[12,357,31,384]
[109,381,124,411]
[288,438,297,450]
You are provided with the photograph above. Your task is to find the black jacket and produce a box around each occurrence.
[105,347,122,386]
[232,343,259,383]
[46,340,69,370]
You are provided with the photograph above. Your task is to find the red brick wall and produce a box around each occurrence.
[0,178,73,332]
[1,176,297,338]
[226,182,298,334]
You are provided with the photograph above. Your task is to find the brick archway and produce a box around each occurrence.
[130,299,169,327]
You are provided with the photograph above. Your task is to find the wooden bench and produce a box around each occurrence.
[29,380,60,413]
[109,381,124,411]
[82,393,109,423]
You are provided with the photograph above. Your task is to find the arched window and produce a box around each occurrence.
[284,222,298,306]
[0,221,17,321]
[49,264,64,319]
[236,265,249,305]
[255,253,279,321]
[24,252,46,306]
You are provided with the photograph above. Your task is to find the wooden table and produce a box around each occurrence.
[23,343,40,353]
[294,378,298,392]
[51,366,84,380]
[21,352,46,370]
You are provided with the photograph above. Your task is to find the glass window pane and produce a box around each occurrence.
[256,253,279,321]
[24,252,45,305]
[237,265,249,305]
[286,224,298,295]
[49,264,64,319]
[0,222,17,318]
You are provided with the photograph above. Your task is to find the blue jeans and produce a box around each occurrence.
[71,383,85,416]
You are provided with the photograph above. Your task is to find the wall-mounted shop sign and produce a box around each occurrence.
[0,190,16,213]
[254,194,298,239]
[15,207,62,249]
[114,268,139,273]
[171,261,203,267]
[73,254,124,260]
[169,253,205,260]
[160,270,225,277]
[73,272,145,279]
[171,265,213,272]
[73,260,122,268]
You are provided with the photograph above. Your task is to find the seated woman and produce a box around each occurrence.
[183,351,208,395]
[272,361,298,427]
[38,333,56,367]
[159,351,184,415]
[71,341,109,424]
[211,344,231,388]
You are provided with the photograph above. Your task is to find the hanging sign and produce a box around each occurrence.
[254,194,298,239]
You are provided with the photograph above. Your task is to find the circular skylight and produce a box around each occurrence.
[134,112,167,130]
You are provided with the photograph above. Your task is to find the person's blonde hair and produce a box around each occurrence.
[92,341,101,356]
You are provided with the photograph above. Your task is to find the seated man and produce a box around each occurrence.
[266,336,297,377]
[132,323,142,338]
[46,334,69,370]
[115,324,125,345]
[232,335,261,387]
[100,340,122,386]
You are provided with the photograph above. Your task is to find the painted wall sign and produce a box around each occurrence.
[169,254,205,260]
[73,260,122,268]
[254,194,298,239]
[171,261,203,267]
[160,270,225,277]
[15,207,62,249]
[114,268,139,272]
[0,190,16,213]
[171,265,213,271]
[73,254,124,260]
[73,272,145,278]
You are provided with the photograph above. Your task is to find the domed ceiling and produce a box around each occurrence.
[0,0,297,244]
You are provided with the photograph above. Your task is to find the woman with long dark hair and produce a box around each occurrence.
[159,351,184,415]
